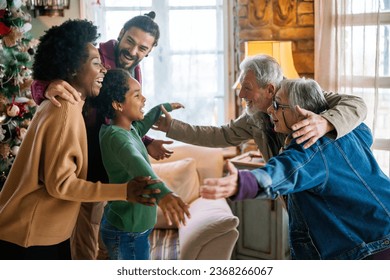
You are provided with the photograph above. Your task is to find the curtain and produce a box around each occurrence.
[315,0,390,175]
[79,0,101,21]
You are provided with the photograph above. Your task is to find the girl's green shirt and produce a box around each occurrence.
[99,103,173,232]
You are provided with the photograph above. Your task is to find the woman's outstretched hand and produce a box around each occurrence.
[200,161,239,199]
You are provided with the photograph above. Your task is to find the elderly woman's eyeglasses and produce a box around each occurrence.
[272,99,291,111]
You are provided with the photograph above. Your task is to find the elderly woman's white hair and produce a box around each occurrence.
[280,78,329,115]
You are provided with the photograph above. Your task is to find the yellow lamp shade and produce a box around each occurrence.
[245,41,299,78]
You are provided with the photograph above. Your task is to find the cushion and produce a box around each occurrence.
[151,158,200,228]
[178,198,239,259]
[149,144,224,183]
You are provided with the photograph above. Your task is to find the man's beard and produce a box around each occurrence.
[126,57,141,73]
[116,48,141,73]
[245,104,261,116]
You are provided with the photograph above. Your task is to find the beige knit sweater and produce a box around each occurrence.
[0,99,127,247]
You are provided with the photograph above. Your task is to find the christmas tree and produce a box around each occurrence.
[0,0,38,190]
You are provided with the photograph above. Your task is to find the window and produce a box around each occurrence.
[338,0,390,174]
[91,0,233,139]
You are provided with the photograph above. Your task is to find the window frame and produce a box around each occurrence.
[339,7,390,174]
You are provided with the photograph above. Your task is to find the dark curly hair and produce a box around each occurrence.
[33,19,100,81]
[121,11,160,46]
[94,69,131,119]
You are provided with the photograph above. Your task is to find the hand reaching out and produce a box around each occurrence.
[147,139,174,160]
[158,193,191,227]
[170,102,185,110]
[200,161,239,199]
[152,104,182,133]
[291,105,335,149]
[45,80,82,107]
[147,103,184,160]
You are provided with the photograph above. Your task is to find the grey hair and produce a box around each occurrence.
[280,78,329,114]
[238,54,284,89]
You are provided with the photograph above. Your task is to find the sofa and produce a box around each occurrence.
[149,143,239,260]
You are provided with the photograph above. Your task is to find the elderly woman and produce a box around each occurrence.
[0,20,160,260]
[201,78,390,260]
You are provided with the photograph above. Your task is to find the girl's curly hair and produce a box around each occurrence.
[94,69,131,119]
[33,19,100,81]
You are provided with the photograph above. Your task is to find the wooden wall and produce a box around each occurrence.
[233,0,315,79]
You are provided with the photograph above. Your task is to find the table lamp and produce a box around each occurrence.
[245,40,299,78]
[233,40,299,90]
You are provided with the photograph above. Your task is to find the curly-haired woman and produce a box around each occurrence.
[0,19,160,260]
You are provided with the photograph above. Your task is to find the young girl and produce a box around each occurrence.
[95,69,190,260]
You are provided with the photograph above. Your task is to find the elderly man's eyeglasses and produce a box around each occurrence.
[272,99,291,111]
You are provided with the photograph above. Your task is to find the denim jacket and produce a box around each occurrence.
[241,123,390,259]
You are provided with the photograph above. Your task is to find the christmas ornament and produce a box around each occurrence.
[17,127,27,140]
[0,21,11,36]
[11,6,32,22]
[11,145,19,156]
[6,104,20,117]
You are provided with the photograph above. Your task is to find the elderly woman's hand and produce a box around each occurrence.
[291,105,335,149]
[200,161,239,199]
